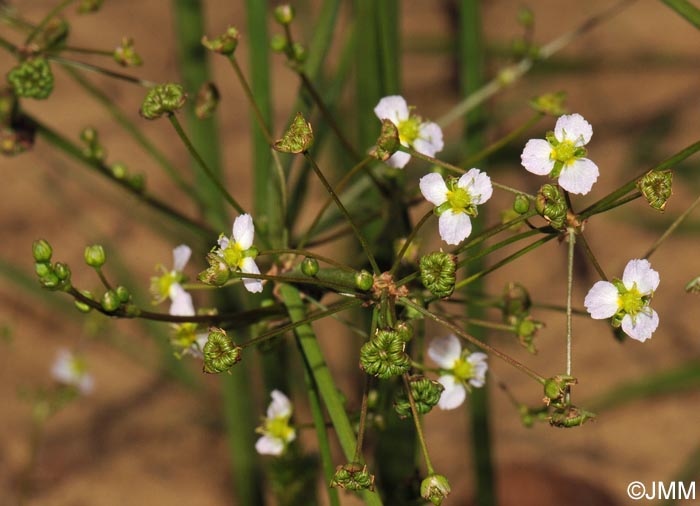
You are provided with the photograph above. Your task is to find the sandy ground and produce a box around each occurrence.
[2,1,700,505]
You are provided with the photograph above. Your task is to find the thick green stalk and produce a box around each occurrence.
[459,1,495,504]
[172,0,227,227]
[661,0,700,28]
[279,284,383,506]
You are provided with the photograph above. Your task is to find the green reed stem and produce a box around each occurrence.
[279,284,384,505]
[304,151,381,274]
[399,297,546,384]
[402,373,435,475]
[644,192,700,259]
[168,114,245,215]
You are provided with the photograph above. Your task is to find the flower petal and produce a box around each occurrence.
[521,139,555,176]
[458,168,493,205]
[385,150,411,169]
[558,158,599,195]
[51,349,74,384]
[428,334,462,369]
[554,113,593,146]
[438,210,472,246]
[255,435,285,456]
[437,375,467,410]
[168,283,195,316]
[414,121,444,157]
[467,352,488,388]
[622,259,660,294]
[621,310,659,343]
[419,172,448,206]
[373,95,409,125]
[584,281,619,319]
[172,244,192,272]
[78,375,95,395]
[268,389,292,418]
[218,235,229,249]
[232,214,255,249]
[241,257,263,294]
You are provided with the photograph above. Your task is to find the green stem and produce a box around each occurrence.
[644,192,700,259]
[58,46,114,56]
[402,374,434,474]
[454,235,557,290]
[389,210,433,276]
[25,0,75,45]
[399,297,546,384]
[168,114,245,215]
[566,228,575,377]
[47,55,155,87]
[228,56,273,144]
[460,112,544,167]
[577,232,608,280]
[581,140,700,218]
[455,228,542,270]
[28,114,214,237]
[279,284,383,505]
[304,151,381,274]
[353,376,372,463]
[296,155,373,249]
[257,248,355,272]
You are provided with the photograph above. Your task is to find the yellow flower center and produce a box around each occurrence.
[618,284,644,316]
[397,117,420,146]
[446,187,471,213]
[265,416,294,442]
[451,357,474,382]
[551,139,577,165]
[222,243,246,270]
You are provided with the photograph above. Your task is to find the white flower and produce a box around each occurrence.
[520,113,599,195]
[374,95,444,169]
[216,214,263,293]
[168,283,195,316]
[51,349,94,395]
[255,390,296,456]
[167,284,209,358]
[151,244,192,303]
[584,258,660,342]
[419,169,493,245]
[427,335,488,410]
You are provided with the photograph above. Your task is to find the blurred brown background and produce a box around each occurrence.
[2,1,700,505]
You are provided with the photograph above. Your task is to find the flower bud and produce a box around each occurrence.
[301,257,319,276]
[54,262,71,282]
[291,42,306,63]
[530,91,567,116]
[195,82,220,120]
[101,290,120,312]
[115,285,131,303]
[330,463,374,491]
[517,6,534,27]
[273,112,313,153]
[370,119,400,161]
[420,252,456,299]
[202,27,240,56]
[35,262,51,277]
[84,244,106,268]
[40,272,60,289]
[34,18,69,51]
[421,474,451,506]
[513,193,530,214]
[32,239,52,262]
[535,183,567,230]
[200,253,231,286]
[140,83,186,120]
[113,37,143,67]
[354,270,373,291]
[77,0,103,14]
[543,374,577,405]
[270,34,287,53]
[637,170,672,212]
[516,316,542,354]
[394,375,444,418]
[7,58,54,100]
[274,5,295,24]
[203,328,242,374]
[74,290,93,313]
[359,329,410,379]
[502,282,531,321]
